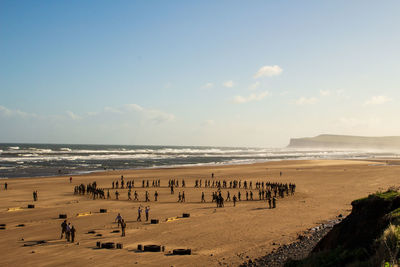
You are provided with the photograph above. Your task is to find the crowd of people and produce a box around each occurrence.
[72,176,296,210]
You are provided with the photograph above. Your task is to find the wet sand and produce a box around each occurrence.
[0,159,399,267]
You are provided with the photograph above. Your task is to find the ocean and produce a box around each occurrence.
[0,143,397,178]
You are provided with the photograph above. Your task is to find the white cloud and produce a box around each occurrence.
[295,97,318,105]
[146,109,175,123]
[248,81,260,90]
[254,65,283,78]
[66,111,82,120]
[0,105,12,116]
[223,80,234,88]
[124,104,174,123]
[0,105,37,118]
[234,91,269,104]
[125,103,144,112]
[364,95,392,106]
[104,106,123,114]
[319,90,331,96]
[203,82,214,89]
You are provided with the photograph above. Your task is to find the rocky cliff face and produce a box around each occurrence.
[286,190,400,267]
[288,134,400,150]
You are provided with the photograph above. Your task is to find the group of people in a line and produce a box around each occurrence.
[72,177,295,211]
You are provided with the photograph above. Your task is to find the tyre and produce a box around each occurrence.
[143,245,161,252]
[173,249,191,255]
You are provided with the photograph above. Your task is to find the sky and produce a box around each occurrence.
[1,1,400,147]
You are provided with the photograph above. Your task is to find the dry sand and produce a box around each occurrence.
[0,159,399,267]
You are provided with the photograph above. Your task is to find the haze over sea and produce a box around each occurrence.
[0,143,398,178]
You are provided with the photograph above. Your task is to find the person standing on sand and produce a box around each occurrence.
[70,225,76,242]
[115,190,119,200]
[134,191,139,201]
[154,191,158,201]
[233,195,237,207]
[182,191,185,202]
[66,223,71,241]
[4,182,7,190]
[115,213,123,227]
[268,197,272,209]
[137,206,142,221]
[60,220,67,239]
[272,197,276,208]
[128,190,132,200]
[201,192,205,202]
[145,206,150,221]
[121,219,126,237]
[69,177,72,183]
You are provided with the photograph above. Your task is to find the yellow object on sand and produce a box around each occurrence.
[7,207,23,212]
[76,212,92,217]
[166,216,179,222]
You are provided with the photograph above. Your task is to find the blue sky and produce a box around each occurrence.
[1,1,400,147]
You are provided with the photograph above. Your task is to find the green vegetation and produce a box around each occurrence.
[286,189,400,267]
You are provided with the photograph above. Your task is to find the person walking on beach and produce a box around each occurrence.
[170,184,174,194]
[134,191,139,201]
[115,190,119,200]
[60,220,67,239]
[66,223,71,241]
[128,190,132,200]
[154,191,158,201]
[121,219,126,237]
[145,191,150,202]
[201,192,205,202]
[137,206,142,222]
[268,197,272,209]
[226,191,231,201]
[272,197,276,208]
[69,177,72,183]
[33,191,38,201]
[182,191,185,202]
[145,206,150,221]
[4,182,7,190]
[115,213,123,227]
[70,225,76,242]
[233,195,237,207]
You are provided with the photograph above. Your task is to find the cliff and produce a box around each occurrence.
[288,134,400,150]
[286,190,400,266]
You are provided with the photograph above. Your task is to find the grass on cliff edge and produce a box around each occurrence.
[354,189,400,203]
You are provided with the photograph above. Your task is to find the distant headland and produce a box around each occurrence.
[288,134,400,150]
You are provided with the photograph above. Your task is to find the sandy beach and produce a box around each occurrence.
[0,159,399,267]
